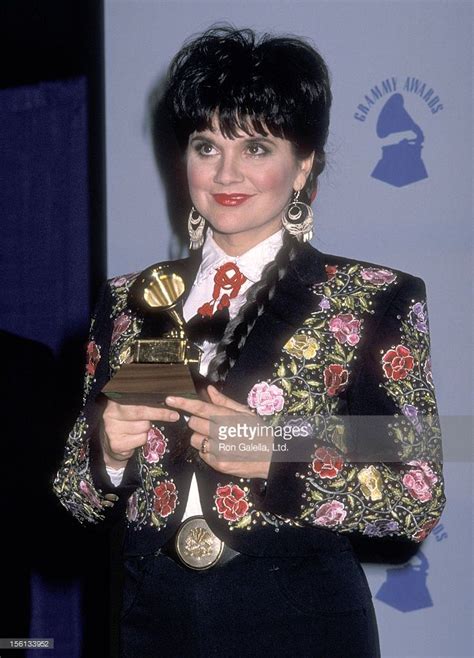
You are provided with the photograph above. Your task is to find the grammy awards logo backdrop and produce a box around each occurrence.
[375,524,448,613]
[354,78,444,187]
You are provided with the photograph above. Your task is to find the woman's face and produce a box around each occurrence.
[186,120,314,251]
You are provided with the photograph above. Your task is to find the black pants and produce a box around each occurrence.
[119,547,380,658]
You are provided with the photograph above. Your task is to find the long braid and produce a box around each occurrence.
[207,231,300,385]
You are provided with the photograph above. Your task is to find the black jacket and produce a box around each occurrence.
[53,242,445,561]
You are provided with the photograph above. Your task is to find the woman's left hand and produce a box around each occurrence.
[165,385,271,479]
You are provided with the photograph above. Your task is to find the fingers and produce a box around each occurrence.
[165,395,215,418]
[188,430,271,479]
[189,432,218,471]
[105,419,151,436]
[206,385,253,414]
[104,399,180,423]
[165,389,252,419]
[189,431,208,453]
[105,434,145,455]
[186,414,211,438]
[101,400,180,464]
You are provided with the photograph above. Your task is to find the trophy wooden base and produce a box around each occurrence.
[102,362,198,406]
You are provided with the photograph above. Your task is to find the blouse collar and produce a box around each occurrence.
[196,227,284,285]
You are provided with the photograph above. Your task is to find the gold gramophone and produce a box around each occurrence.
[102,264,201,405]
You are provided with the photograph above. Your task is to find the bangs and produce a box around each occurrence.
[189,108,286,141]
[171,77,293,146]
[164,26,331,173]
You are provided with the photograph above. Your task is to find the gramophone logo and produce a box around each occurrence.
[354,77,444,187]
[375,524,448,612]
[376,550,433,612]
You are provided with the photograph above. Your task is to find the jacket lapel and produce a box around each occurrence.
[223,243,328,403]
[128,244,328,405]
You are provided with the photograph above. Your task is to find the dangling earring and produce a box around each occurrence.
[188,207,206,250]
[282,190,314,242]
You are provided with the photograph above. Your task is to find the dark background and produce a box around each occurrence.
[0,1,110,656]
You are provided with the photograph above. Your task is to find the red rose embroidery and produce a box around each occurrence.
[382,345,414,381]
[153,481,177,517]
[323,364,349,396]
[215,484,249,522]
[86,341,101,376]
[413,518,439,542]
[312,446,344,479]
[111,313,131,344]
[325,264,337,279]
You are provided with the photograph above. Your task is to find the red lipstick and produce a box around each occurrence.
[212,194,255,207]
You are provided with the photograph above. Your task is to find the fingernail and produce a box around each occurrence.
[105,493,119,501]
[170,412,180,421]
[166,396,176,404]
[102,501,115,508]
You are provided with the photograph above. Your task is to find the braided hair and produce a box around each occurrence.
[206,231,299,384]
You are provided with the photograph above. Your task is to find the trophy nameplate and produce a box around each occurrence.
[102,264,202,406]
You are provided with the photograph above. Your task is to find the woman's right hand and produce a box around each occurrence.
[101,399,180,469]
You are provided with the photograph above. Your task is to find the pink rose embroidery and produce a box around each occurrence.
[86,341,100,376]
[111,275,128,287]
[215,484,249,522]
[313,501,347,528]
[361,268,397,286]
[111,313,131,344]
[79,480,102,508]
[143,427,167,464]
[407,461,438,486]
[126,492,138,522]
[153,481,177,517]
[402,462,438,502]
[247,381,284,416]
[328,313,361,346]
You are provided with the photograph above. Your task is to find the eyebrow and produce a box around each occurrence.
[189,134,276,145]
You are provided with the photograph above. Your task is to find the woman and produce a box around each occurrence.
[53,26,445,657]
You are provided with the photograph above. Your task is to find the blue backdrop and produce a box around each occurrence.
[0,77,90,657]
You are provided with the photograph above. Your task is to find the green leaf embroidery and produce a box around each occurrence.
[234,514,252,529]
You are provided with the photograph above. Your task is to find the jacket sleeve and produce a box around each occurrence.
[53,280,140,526]
[255,275,446,547]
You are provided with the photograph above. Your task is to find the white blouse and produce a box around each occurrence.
[106,227,284,519]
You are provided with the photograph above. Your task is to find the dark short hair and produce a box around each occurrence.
[164,25,332,200]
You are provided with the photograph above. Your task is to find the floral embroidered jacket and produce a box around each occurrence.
[53,243,446,558]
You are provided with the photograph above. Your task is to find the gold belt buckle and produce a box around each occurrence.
[174,516,224,570]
